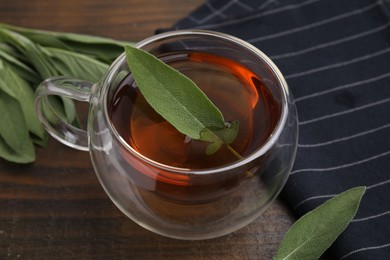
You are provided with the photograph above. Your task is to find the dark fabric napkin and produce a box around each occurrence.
[169,0,390,258]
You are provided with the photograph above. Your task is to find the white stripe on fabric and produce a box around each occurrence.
[235,0,254,11]
[270,22,390,60]
[285,47,390,79]
[294,179,390,209]
[299,97,390,125]
[339,243,390,259]
[294,194,335,209]
[187,15,202,25]
[298,123,390,148]
[366,179,390,190]
[186,1,235,25]
[204,1,230,20]
[290,150,390,175]
[193,0,323,29]
[352,210,390,222]
[247,1,380,43]
[257,0,277,11]
[295,71,390,102]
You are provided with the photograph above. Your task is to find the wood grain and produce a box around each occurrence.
[0,0,202,41]
[0,0,294,259]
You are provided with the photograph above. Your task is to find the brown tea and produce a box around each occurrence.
[109,51,280,170]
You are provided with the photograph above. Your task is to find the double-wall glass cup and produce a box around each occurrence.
[34,30,298,240]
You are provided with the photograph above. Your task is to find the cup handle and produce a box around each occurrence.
[34,76,94,151]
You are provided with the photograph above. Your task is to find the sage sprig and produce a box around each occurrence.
[0,23,127,63]
[0,23,131,163]
[274,186,366,260]
[124,45,239,154]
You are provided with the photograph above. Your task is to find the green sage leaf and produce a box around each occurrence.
[41,96,80,128]
[0,23,135,163]
[0,30,81,127]
[44,47,109,82]
[0,49,39,83]
[0,23,127,63]
[61,96,81,127]
[125,45,225,139]
[274,186,366,260]
[0,41,28,63]
[0,61,46,140]
[0,42,17,55]
[0,134,35,164]
[124,45,239,153]
[30,131,49,147]
[0,28,57,78]
[0,89,30,154]
[200,120,240,155]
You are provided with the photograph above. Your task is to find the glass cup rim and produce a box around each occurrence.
[101,29,290,175]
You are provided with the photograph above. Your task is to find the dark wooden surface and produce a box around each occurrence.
[0,1,294,259]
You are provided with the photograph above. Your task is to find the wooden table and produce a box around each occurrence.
[0,1,294,259]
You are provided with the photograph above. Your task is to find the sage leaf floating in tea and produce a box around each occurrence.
[274,186,366,260]
[199,120,240,155]
[124,45,240,155]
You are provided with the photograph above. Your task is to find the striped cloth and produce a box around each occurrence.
[170,0,390,258]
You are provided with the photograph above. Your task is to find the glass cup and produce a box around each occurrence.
[34,30,298,240]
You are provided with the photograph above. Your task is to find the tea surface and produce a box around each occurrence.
[109,51,280,169]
